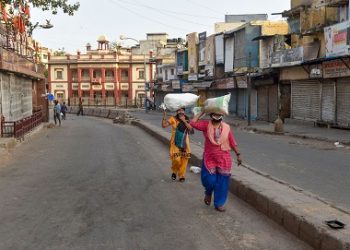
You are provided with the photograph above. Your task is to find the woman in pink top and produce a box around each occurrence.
[190,111,242,212]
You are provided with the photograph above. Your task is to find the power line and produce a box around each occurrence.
[108,0,193,33]
[112,0,213,28]
[186,0,224,16]
[115,0,222,20]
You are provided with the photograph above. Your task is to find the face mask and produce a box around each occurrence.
[211,114,223,122]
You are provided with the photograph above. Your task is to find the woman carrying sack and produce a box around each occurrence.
[190,110,242,212]
[162,108,193,182]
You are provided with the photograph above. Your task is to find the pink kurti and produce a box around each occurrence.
[190,120,237,175]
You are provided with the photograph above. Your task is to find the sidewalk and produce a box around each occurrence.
[131,116,350,250]
[138,109,350,146]
[225,116,350,146]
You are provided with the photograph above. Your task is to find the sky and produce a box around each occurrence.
[30,0,290,53]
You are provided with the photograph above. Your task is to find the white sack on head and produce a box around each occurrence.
[204,93,231,115]
[164,93,199,111]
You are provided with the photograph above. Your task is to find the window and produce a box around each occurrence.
[121,70,129,81]
[139,70,145,79]
[56,70,63,80]
[43,55,48,59]
[171,69,175,75]
[160,68,163,74]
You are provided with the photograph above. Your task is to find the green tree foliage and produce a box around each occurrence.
[1,0,80,16]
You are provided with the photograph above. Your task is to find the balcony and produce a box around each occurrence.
[91,78,102,85]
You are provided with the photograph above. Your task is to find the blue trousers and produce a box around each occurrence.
[201,161,230,208]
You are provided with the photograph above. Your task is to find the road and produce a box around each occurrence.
[0,114,310,250]
[133,110,350,211]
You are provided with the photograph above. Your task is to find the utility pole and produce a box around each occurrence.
[247,52,252,126]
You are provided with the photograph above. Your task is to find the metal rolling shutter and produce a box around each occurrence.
[291,80,321,121]
[237,89,246,118]
[336,79,350,127]
[257,86,268,121]
[268,85,278,122]
[321,81,335,123]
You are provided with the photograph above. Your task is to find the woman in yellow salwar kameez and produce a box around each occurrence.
[162,108,193,182]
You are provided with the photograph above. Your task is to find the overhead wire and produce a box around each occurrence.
[111,0,213,28]
[108,0,194,33]
[186,0,225,16]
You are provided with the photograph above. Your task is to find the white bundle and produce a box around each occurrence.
[164,93,199,112]
[204,93,231,115]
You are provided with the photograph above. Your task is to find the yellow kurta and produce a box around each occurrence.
[168,116,191,178]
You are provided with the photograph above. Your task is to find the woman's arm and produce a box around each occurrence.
[191,110,205,123]
[229,131,242,166]
[162,110,171,128]
[179,116,193,132]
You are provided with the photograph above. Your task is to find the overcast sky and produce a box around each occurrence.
[31,0,290,53]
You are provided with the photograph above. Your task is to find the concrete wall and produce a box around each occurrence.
[0,72,33,121]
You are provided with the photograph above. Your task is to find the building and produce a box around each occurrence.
[48,35,156,107]
[0,6,47,138]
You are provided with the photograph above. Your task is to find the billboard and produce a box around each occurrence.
[324,21,350,58]
[187,32,199,74]
[215,34,224,64]
[199,32,207,66]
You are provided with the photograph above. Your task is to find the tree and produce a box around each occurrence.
[53,47,66,56]
[1,0,80,16]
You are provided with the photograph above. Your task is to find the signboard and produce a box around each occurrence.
[81,83,91,90]
[187,32,199,74]
[236,76,248,88]
[310,64,323,79]
[224,36,234,73]
[188,74,198,81]
[323,59,350,78]
[213,78,235,89]
[72,83,79,90]
[199,32,207,66]
[172,80,181,90]
[177,66,184,75]
[192,81,212,88]
[205,35,215,77]
[105,83,115,90]
[324,21,350,58]
[215,34,224,64]
[271,47,303,67]
[182,84,195,92]
[54,83,65,89]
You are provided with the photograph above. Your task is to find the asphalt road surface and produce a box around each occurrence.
[133,110,350,211]
[0,115,310,250]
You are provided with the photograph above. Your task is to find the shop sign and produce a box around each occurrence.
[310,64,323,79]
[182,84,195,92]
[323,58,350,78]
[236,76,248,88]
[188,74,198,81]
[271,47,303,67]
[214,78,235,89]
[324,21,350,58]
[172,80,181,90]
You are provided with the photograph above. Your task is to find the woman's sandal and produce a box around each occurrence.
[171,173,176,180]
[179,177,185,182]
[204,195,211,206]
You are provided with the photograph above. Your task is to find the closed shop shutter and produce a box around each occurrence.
[250,88,258,120]
[321,81,335,123]
[268,84,278,122]
[257,86,268,121]
[228,89,237,114]
[336,79,350,127]
[291,80,321,121]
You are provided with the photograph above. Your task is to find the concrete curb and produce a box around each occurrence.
[132,119,350,250]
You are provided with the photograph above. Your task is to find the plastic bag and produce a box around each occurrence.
[164,93,199,112]
[204,93,231,115]
[190,166,201,174]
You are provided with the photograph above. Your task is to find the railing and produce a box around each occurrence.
[1,111,43,139]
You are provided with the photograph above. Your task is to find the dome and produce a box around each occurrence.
[97,35,109,42]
